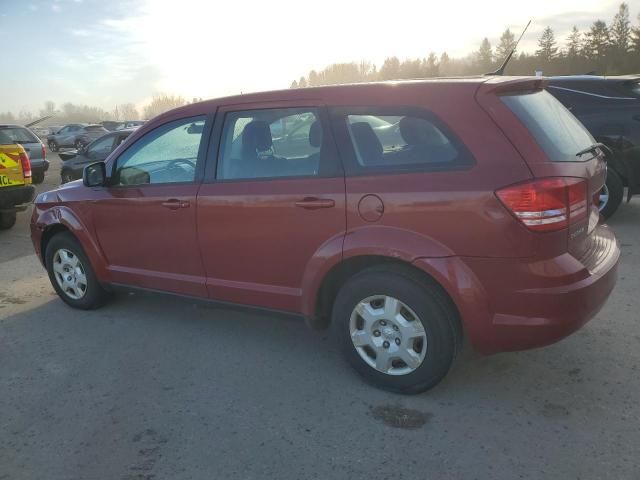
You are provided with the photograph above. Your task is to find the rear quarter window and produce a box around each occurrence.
[331,107,474,176]
[502,90,596,162]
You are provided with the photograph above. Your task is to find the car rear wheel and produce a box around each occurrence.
[32,172,45,184]
[331,264,459,394]
[0,212,17,230]
[599,169,623,220]
[48,140,58,152]
[45,232,110,309]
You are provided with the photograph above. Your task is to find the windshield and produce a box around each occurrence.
[0,127,40,144]
[502,90,596,162]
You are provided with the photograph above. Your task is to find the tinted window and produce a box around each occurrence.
[114,117,205,186]
[85,125,109,133]
[335,109,470,174]
[0,127,39,144]
[502,90,596,162]
[217,108,322,180]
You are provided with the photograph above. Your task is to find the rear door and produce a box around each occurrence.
[196,105,346,312]
[478,83,606,259]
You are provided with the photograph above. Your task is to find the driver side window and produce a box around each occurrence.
[87,135,115,160]
[113,116,206,186]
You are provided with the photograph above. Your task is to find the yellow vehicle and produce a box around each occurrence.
[0,132,35,230]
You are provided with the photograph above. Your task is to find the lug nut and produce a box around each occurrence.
[393,325,399,331]
[380,320,387,326]
[383,341,390,349]
[395,338,401,345]
[373,330,381,337]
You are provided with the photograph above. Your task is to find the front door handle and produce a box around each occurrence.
[161,199,190,210]
[295,197,335,210]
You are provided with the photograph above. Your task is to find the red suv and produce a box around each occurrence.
[31,77,619,393]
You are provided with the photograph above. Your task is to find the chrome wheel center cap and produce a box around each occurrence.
[382,326,395,339]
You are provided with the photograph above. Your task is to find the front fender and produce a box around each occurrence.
[32,205,110,282]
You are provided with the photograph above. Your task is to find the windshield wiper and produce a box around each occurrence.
[576,142,611,158]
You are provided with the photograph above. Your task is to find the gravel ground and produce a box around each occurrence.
[1,155,639,479]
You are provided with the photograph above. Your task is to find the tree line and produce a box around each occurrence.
[0,94,203,126]
[290,3,640,88]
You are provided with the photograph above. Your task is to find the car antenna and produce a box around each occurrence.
[485,20,531,76]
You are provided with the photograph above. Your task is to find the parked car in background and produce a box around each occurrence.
[0,124,49,184]
[100,121,123,132]
[547,75,640,218]
[31,78,619,393]
[59,129,134,183]
[0,132,34,230]
[47,124,109,151]
[117,120,145,130]
[31,126,51,140]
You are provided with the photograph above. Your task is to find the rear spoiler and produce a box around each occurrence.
[478,77,548,95]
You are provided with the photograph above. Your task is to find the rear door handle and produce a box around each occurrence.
[161,199,190,210]
[295,197,335,210]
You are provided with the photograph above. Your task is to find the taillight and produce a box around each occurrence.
[41,143,46,160]
[19,151,32,179]
[496,177,588,232]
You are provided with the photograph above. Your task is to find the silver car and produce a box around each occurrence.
[0,124,49,184]
[47,124,109,151]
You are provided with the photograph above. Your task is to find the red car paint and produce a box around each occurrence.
[30,77,619,354]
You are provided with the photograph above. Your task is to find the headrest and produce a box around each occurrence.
[242,121,273,159]
[309,120,322,148]
[399,117,441,146]
[350,122,383,162]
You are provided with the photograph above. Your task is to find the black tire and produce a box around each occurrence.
[45,231,110,310]
[32,172,45,184]
[600,169,624,220]
[60,170,74,184]
[331,264,460,394]
[48,140,58,152]
[0,212,17,230]
[74,139,85,150]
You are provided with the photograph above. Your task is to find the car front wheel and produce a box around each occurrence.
[60,170,74,184]
[45,232,110,309]
[332,264,459,394]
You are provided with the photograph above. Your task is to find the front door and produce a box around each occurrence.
[197,106,346,312]
[92,116,210,297]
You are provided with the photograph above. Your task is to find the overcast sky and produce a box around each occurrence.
[0,0,631,114]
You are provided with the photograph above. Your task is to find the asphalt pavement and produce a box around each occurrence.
[1,154,639,479]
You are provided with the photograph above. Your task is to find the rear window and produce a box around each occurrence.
[333,107,474,175]
[0,127,39,144]
[502,90,596,162]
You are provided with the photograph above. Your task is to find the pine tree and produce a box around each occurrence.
[425,53,439,77]
[439,52,451,75]
[496,29,516,61]
[566,26,583,57]
[536,26,558,62]
[611,3,631,53]
[584,20,611,63]
[298,77,307,88]
[290,80,298,89]
[476,38,493,70]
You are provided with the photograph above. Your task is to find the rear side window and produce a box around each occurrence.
[217,108,326,180]
[85,126,109,133]
[0,127,39,144]
[502,90,596,162]
[332,107,473,175]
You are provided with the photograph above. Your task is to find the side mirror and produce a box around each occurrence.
[83,162,106,187]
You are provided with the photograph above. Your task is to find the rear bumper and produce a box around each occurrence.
[413,224,620,354]
[31,159,50,173]
[0,185,36,212]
